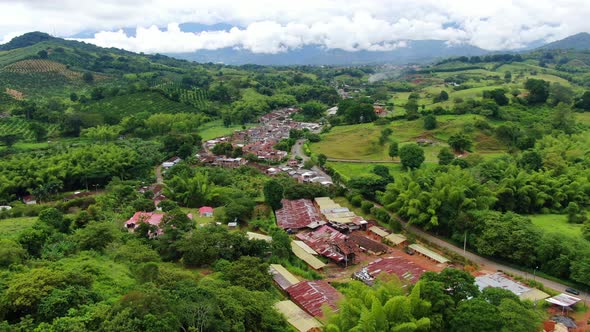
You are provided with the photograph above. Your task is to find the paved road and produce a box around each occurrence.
[384,210,589,300]
[291,139,334,183]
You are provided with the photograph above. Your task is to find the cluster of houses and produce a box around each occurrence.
[198,108,321,166]
[275,197,383,268]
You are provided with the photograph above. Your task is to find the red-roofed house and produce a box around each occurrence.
[199,206,214,217]
[125,212,193,237]
[275,199,324,231]
[125,212,165,236]
[286,280,342,317]
[296,225,358,266]
[23,195,37,205]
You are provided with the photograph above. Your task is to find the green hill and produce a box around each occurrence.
[540,32,590,50]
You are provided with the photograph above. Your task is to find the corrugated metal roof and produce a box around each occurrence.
[274,300,322,332]
[291,242,326,270]
[276,199,323,230]
[409,244,450,263]
[366,256,426,283]
[269,264,300,290]
[286,280,342,317]
[247,232,272,242]
[369,226,390,238]
[293,240,318,255]
[384,233,407,245]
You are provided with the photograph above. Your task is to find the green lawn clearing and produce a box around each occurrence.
[312,114,507,162]
[197,120,256,141]
[0,216,36,239]
[529,214,583,238]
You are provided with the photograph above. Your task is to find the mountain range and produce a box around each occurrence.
[1,31,590,66]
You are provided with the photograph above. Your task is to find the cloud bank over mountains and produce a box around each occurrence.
[1,0,589,54]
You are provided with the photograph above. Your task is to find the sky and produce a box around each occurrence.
[0,0,589,54]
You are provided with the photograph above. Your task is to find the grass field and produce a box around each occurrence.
[327,161,438,181]
[529,214,583,238]
[0,216,36,239]
[197,120,256,141]
[575,112,590,126]
[312,114,507,162]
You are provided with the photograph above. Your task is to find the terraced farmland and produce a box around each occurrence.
[84,91,201,122]
[154,81,209,109]
[2,59,82,79]
[0,117,59,141]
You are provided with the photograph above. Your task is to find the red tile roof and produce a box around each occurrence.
[125,212,165,235]
[286,280,342,317]
[276,199,323,230]
[199,206,214,214]
[366,256,427,283]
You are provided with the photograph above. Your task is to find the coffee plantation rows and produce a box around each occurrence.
[0,117,59,141]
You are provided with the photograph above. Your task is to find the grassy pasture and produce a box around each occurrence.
[313,114,507,162]
[197,119,256,141]
[529,214,583,238]
[0,216,36,239]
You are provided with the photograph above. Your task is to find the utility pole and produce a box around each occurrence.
[463,231,467,255]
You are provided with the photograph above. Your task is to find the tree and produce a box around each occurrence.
[29,122,48,142]
[548,83,574,106]
[423,114,437,130]
[518,151,543,171]
[221,256,272,291]
[74,222,118,251]
[317,153,328,167]
[551,104,577,134]
[504,71,512,83]
[69,92,78,102]
[37,50,48,58]
[404,100,420,120]
[0,134,19,147]
[388,142,399,159]
[575,91,590,110]
[448,133,472,153]
[437,147,455,165]
[39,208,70,233]
[483,89,509,106]
[434,90,449,103]
[378,128,393,145]
[0,239,26,267]
[449,298,501,332]
[82,72,94,83]
[263,179,284,211]
[566,202,587,224]
[300,100,326,119]
[524,79,549,104]
[399,143,425,169]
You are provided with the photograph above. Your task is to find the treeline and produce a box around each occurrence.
[437,53,524,65]
[379,143,590,286]
[0,141,162,203]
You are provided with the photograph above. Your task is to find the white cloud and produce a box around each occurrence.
[0,0,589,53]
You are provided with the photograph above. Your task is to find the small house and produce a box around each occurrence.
[23,195,37,205]
[227,221,238,228]
[199,206,214,217]
[162,156,181,169]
